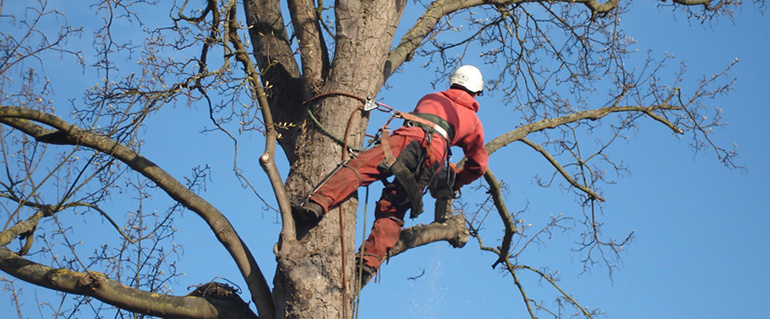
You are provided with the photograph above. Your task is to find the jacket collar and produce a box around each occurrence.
[442,88,480,112]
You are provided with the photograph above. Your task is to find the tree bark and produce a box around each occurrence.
[261,0,406,318]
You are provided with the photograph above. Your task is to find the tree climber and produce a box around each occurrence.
[293,65,489,283]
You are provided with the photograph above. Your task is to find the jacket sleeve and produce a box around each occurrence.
[456,119,488,186]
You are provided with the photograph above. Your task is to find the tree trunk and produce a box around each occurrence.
[270,1,405,318]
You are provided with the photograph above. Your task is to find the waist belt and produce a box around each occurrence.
[397,111,455,142]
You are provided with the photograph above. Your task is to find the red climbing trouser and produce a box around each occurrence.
[308,131,446,271]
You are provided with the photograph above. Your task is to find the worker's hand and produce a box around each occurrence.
[448,163,462,192]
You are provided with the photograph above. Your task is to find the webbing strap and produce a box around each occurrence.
[396,111,455,142]
[377,129,424,218]
[379,127,397,168]
[410,112,455,142]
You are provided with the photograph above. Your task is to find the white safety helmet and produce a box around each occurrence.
[449,65,484,94]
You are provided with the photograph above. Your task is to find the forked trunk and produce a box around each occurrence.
[270,1,405,318]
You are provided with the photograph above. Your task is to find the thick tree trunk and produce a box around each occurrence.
[269,1,405,318]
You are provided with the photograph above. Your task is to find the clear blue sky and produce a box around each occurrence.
[353,4,770,319]
[2,2,768,319]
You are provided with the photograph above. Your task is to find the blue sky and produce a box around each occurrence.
[353,3,770,319]
[2,2,769,319]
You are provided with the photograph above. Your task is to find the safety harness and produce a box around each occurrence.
[378,111,455,218]
[300,93,458,311]
[302,93,457,219]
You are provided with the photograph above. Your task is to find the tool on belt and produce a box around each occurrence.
[378,111,455,218]
[428,160,459,222]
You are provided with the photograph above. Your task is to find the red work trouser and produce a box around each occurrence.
[309,133,445,270]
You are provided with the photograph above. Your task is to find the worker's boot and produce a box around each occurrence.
[291,201,325,240]
[355,256,378,288]
[291,201,324,223]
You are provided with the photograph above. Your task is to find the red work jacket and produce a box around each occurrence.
[394,88,489,187]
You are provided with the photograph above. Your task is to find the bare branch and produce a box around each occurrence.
[520,137,606,201]
[482,168,518,268]
[391,213,469,254]
[226,7,293,246]
[671,0,725,11]
[286,0,330,93]
[360,214,470,288]
[242,0,308,154]
[0,107,272,317]
[516,264,595,318]
[0,247,257,319]
[0,211,43,247]
[0,193,136,244]
[385,0,628,80]
[486,103,684,155]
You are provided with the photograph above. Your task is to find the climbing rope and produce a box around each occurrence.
[303,92,394,154]
[302,92,393,317]
[353,185,370,319]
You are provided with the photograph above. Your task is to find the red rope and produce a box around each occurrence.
[339,103,364,318]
